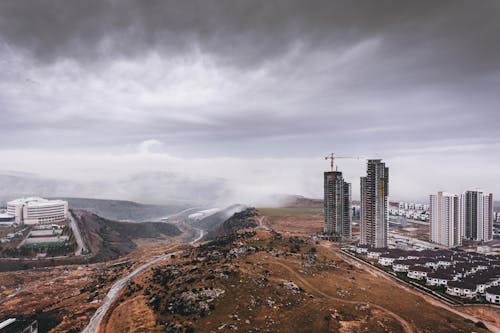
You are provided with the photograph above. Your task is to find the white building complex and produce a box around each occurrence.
[7,197,68,226]
[430,190,493,247]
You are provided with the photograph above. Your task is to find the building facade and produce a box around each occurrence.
[6,197,68,226]
[429,190,494,247]
[460,190,493,242]
[360,159,389,248]
[430,192,461,247]
[323,171,351,239]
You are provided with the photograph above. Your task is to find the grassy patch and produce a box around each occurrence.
[258,207,323,216]
[0,226,22,238]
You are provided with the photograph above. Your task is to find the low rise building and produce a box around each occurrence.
[349,244,500,301]
[407,265,432,280]
[0,212,15,227]
[485,286,500,304]
[446,281,478,298]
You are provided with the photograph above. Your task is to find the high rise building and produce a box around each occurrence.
[430,192,461,247]
[323,171,351,239]
[460,191,493,242]
[360,159,389,248]
[429,190,493,246]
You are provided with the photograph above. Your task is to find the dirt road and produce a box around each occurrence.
[327,246,500,333]
[270,259,415,333]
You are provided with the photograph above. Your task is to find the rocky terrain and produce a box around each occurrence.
[99,209,496,333]
[203,207,259,240]
[0,207,498,333]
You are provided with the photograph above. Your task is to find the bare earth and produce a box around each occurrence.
[0,207,498,333]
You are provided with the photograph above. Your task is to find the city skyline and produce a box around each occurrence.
[0,1,499,203]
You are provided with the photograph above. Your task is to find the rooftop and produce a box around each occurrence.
[485,286,500,295]
[7,197,67,207]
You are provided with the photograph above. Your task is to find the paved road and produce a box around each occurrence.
[68,210,87,256]
[81,250,179,333]
[190,227,205,244]
[156,206,205,222]
[161,207,207,243]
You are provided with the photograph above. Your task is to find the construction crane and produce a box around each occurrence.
[324,153,361,172]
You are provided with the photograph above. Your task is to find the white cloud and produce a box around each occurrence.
[138,139,165,154]
[0,140,499,205]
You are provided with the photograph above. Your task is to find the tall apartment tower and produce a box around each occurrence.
[360,159,389,248]
[460,191,493,242]
[323,171,352,239]
[430,192,461,247]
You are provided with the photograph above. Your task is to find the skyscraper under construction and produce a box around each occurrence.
[323,171,352,239]
[360,159,389,248]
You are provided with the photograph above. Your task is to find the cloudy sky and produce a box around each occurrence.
[0,0,499,204]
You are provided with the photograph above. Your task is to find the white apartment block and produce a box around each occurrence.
[430,192,461,247]
[430,190,493,247]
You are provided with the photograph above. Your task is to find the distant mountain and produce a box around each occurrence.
[60,197,188,222]
[281,195,323,208]
[259,194,323,208]
[0,173,84,206]
[0,171,229,207]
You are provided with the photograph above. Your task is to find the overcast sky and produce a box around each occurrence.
[0,1,499,204]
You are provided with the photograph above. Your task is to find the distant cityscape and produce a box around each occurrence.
[322,155,497,250]
[322,154,499,304]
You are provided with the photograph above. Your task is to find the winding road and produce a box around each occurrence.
[81,249,179,333]
[81,207,206,333]
[190,226,205,244]
[68,210,87,256]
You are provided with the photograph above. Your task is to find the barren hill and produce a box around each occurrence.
[204,207,259,240]
[73,209,181,261]
[102,227,492,333]
[1,209,498,332]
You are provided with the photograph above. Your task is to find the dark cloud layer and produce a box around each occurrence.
[1,0,499,74]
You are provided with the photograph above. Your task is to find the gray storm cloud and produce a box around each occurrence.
[0,1,499,203]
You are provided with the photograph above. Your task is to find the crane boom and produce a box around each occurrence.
[324,153,361,171]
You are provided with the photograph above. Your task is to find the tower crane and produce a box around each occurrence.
[324,153,361,172]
